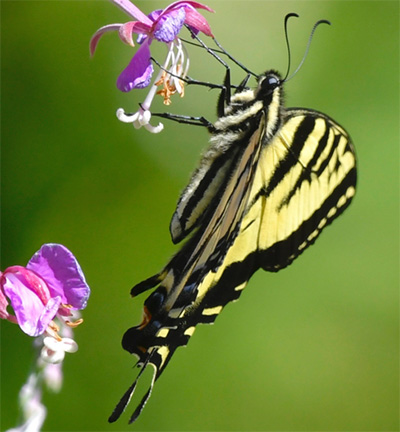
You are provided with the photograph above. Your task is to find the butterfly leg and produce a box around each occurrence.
[216,69,232,117]
[184,30,232,108]
[236,73,252,93]
[185,34,257,102]
[177,32,257,112]
[152,112,215,132]
[150,56,226,92]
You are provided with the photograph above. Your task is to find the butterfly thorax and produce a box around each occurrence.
[215,70,283,138]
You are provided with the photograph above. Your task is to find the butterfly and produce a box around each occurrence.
[109,15,357,424]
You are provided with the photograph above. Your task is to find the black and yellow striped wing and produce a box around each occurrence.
[166,107,356,326]
[109,71,356,423]
[254,108,356,271]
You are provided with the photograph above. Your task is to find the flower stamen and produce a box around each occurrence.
[65,318,84,328]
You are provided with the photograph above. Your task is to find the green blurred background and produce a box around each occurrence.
[1,1,398,430]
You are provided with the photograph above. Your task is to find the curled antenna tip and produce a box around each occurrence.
[283,17,332,82]
[283,13,300,81]
[285,12,299,20]
[318,19,332,26]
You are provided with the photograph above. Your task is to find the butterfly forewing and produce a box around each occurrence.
[170,137,243,244]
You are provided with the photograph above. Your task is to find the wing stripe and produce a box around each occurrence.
[279,118,330,207]
[260,167,356,271]
[280,119,351,209]
[263,115,316,199]
[173,146,240,242]
[314,130,341,176]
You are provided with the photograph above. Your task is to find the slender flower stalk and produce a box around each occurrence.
[90,0,214,132]
[6,318,80,432]
[2,244,90,432]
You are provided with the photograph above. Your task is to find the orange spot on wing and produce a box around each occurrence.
[138,306,151,330]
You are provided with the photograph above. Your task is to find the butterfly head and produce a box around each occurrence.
[256,70,282,95]
[255,70,284,106]
[253,70,284,137]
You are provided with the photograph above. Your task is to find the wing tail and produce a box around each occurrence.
[128,365,157,424]
[109,350,160,424]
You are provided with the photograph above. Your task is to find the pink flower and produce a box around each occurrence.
[90,0,214,132]
[90,0,213,92]
[0,244,90,337]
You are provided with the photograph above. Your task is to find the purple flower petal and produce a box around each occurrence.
[162,0,214,15]
[0,275,12,320]
[135,9,161,44]
[136,33,148,45]
[27,244,90,311]
[2,272,61,336]
[119,21,152,46]
[111,0,152,25]
[153,7,186,43]
[117,39,154,91]
[160,1,214,37]
[147,9,162,22]
[183,6,213,36]
[6,265,51,305]
[90,23,124,57]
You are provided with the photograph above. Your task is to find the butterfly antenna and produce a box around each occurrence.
[184,26,229,71]
[182,28,257,77]
[180,36,253,75]
[284,19,331,82]
[213,37,257,77]
[282,13,300,81]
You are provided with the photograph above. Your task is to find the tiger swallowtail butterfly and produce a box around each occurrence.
[109,15,357,424]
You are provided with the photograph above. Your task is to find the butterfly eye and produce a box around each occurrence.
[267,76,280,88]
[258,74,280,98]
